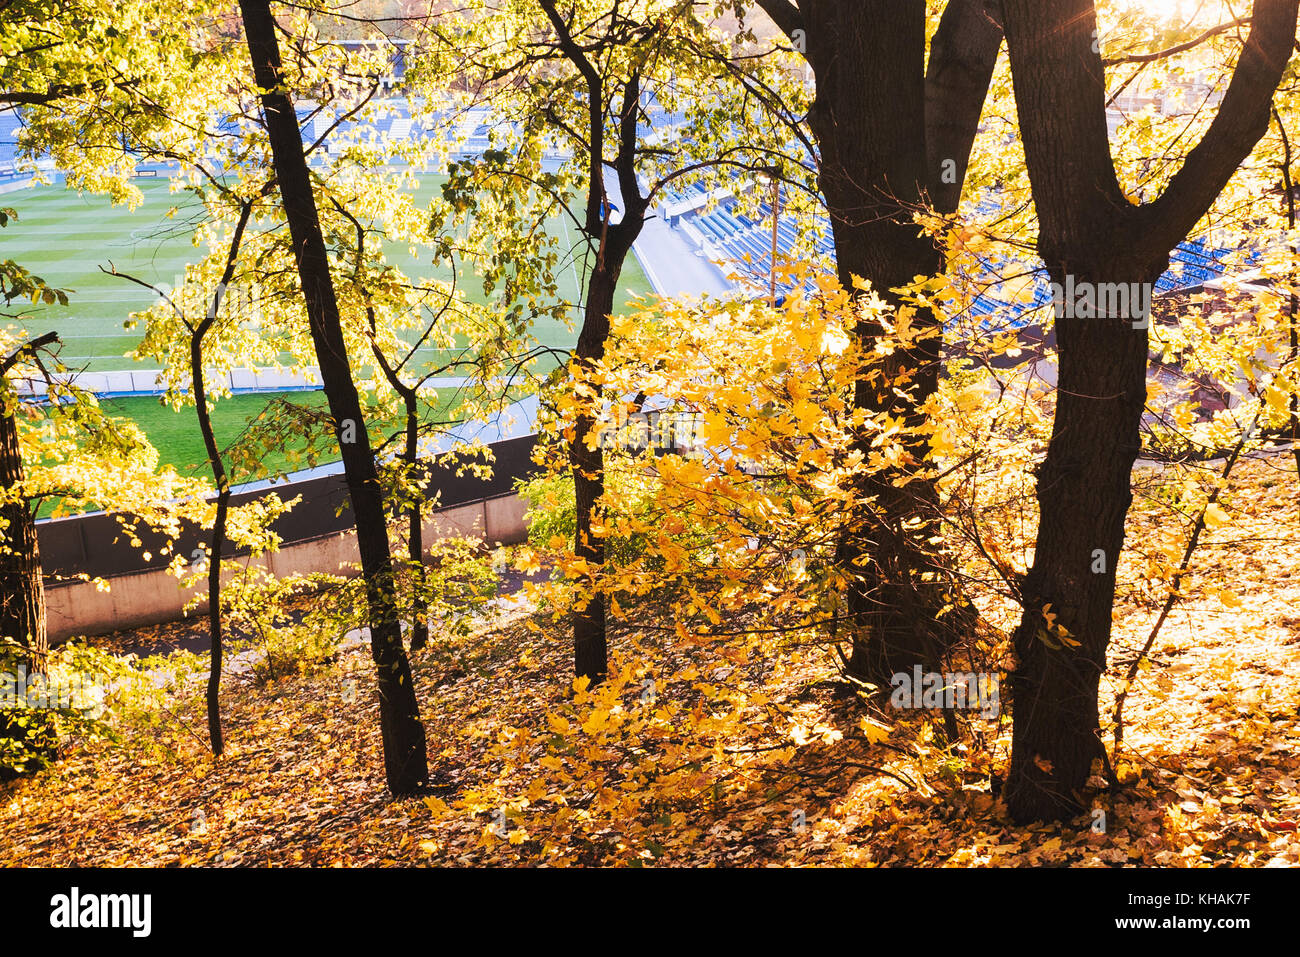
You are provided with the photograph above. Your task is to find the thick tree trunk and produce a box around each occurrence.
[746,3,1002,687]
[0,385,54,776]
[0,398,45,663]
[1004,266,1154,822]
[801,2,968,688]
[998,0,1297,822]
[239,0,428,795]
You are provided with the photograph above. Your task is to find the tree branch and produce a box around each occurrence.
[924,0,1004,214]
[753,0,804,43]
[0,331,59,377]
[1144,0,1300,253]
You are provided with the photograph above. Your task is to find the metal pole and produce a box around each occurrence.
[770,176,780,306]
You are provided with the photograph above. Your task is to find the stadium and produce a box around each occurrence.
[1,86,1252,481]
[2,0,1299,884]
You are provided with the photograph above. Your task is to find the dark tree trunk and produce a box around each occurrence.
[239,0,428,795]
[404,393,430,652]
[0,392,45,665]
[193,358,229,758]
[190,203,254,758]
[0,384,54,776]
[796,1,981,687]
[570,258,621,685]
[753,1,1002,688]
[206,486,228,754]
[537,2,652,685]
[999,0,1297,822]
[1005,263,1155,820]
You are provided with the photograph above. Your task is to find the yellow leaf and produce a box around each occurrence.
[548,714,571,734]
[582,709,610,735]
[1203,503,1229,529]
[859,717,891,744]
[1217,588,1241,609]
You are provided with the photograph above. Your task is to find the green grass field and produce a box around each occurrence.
[4,175,655,372]
[99,387,473,484]
[2,173,651,483]
[99,391,331,483]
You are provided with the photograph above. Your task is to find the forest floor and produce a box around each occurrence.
[2,458,1298,867]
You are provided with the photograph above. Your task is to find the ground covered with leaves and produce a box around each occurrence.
[2,457,1298,867]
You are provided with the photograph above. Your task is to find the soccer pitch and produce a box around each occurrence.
[4,175,655,373]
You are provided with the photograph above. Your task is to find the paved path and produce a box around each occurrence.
[633,213,734,299]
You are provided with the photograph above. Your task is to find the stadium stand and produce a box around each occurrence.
[664,183,1237,321]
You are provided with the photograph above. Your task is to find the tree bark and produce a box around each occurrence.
[1005,263,1155,820]
[193,331,229,758]
[238,0,428,795]
[0,376,53,777]
[1000,0,1297,822]
[189,202,255,758]
[537,1,652,685]
[404,391,430,652]
[570,256,620,685]
[770,0,1001,688]
[0,391,45,667]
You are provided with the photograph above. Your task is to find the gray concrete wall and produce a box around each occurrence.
[45,492,531,641]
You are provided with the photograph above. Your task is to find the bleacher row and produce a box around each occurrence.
[669,188,1236,320]
[1,108,29,182]
[962,236,1235,327]
[669,194,834,299]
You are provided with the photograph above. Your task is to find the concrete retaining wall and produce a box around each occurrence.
[45,492,530,641]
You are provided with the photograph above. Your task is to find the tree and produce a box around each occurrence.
[106,194,263,756]
[332,197,503,654]
[0,331,59,773]
[238,0,428,795]
[423,0,811,684]
[748,0,1005,687]
[998,0,1298,822]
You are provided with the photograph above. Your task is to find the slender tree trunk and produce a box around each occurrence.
[404,393,430,652]
[189,204,255,758]
[571,259,620,685]
[1275,108,1300,475]
[239,0,427,794]
[536,0,650,686]
[192,338,228,757]
[0,383,54,776]
[1291,296,1300,476]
